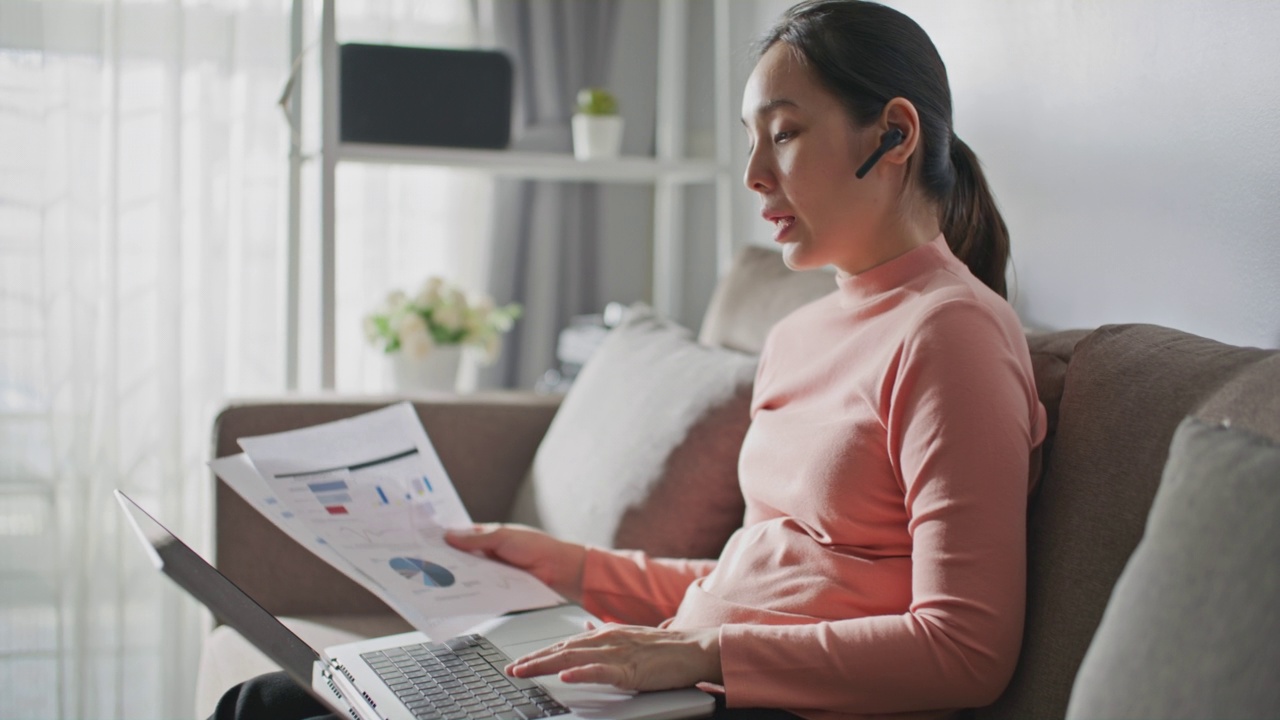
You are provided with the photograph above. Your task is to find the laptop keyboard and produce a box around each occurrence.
[362,634,572,720]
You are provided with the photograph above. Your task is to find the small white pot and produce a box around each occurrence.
[390,345,463,394]
[571,114,624,159]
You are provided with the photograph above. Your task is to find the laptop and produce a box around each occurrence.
[115,490,714,720]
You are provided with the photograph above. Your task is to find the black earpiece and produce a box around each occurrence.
[854,128,906,179]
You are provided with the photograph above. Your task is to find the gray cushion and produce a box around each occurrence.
[979,324,1275,720]
[510,305,757,558]
[1067,417,1280,719]
[1195,353,1280,443]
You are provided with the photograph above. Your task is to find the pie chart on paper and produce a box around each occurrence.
[389,557,456,588]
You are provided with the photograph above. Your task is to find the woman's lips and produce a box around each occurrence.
[771,215,795,242]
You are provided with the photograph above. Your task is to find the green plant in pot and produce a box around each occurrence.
[571,87,623,160]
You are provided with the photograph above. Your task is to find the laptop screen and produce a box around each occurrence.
[115,490,321,684]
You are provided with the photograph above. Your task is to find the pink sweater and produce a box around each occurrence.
[580,236,1046,720]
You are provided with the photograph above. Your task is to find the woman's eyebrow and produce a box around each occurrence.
[740,98,800,126]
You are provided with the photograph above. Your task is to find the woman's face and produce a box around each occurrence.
[741,43,888,273]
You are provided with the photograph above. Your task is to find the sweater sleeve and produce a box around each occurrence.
[580,548,718,626]
[720,300,1041,714]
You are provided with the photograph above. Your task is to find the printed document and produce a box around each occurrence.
[211,402,564,638]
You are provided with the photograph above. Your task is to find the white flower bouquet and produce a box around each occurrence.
[363,277,521,364]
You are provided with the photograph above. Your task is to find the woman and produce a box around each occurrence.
[212,2,1044,718]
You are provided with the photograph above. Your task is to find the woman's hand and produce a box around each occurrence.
[505,624,722,692]
[444,523,588,603]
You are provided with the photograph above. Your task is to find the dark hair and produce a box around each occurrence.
[757,0,1010,298]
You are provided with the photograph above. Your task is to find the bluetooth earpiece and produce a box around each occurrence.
[854,128,906,179]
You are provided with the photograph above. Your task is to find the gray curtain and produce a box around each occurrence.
[481,0,621,390]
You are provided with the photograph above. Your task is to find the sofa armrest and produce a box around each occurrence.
[211,392,561,618]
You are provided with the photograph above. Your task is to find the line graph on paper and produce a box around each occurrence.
[338,526,397,544]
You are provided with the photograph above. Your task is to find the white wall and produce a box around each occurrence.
[725,0,1280,349]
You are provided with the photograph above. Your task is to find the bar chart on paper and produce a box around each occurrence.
[307,478,353,515]
[371,476,433,505]
[270,447,445,530]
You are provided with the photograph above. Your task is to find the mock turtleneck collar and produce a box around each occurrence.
[834,234,952,304]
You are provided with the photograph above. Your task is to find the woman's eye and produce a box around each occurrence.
[744,130,794,155]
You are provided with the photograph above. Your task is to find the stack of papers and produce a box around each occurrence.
[210,402,564,640]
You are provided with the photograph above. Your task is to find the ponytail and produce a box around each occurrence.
[942,136,1010,299]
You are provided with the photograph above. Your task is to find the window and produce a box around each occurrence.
[0,1,486,715]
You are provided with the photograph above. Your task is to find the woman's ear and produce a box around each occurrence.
[878,97,922,168]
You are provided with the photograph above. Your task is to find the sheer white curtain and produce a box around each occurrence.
[1,1,290,717]
[0,1,486,717]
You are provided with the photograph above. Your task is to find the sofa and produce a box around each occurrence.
[196,246,1280,719]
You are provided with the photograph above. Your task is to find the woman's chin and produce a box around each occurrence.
[780,242,819,271]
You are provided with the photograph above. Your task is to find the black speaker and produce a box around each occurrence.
[339,43,514,150]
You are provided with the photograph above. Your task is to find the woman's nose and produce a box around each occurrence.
[743,149,774,193]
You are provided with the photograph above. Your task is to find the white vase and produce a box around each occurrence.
[390,345,463,394]
[571,114,624,159]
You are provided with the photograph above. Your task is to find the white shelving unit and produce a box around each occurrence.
[339,143,723,182]
[287,0,735,389]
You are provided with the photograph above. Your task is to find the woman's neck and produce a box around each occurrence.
[836,205,942,277]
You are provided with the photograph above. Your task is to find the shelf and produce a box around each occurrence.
[294,0,736,389]
[337,142,724,184]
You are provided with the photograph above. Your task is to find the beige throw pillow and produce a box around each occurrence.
[509,305,757,559]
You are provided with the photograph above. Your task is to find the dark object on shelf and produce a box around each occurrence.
[340,44,513,149]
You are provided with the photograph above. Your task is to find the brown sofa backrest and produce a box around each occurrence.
[978,324,1277,720]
